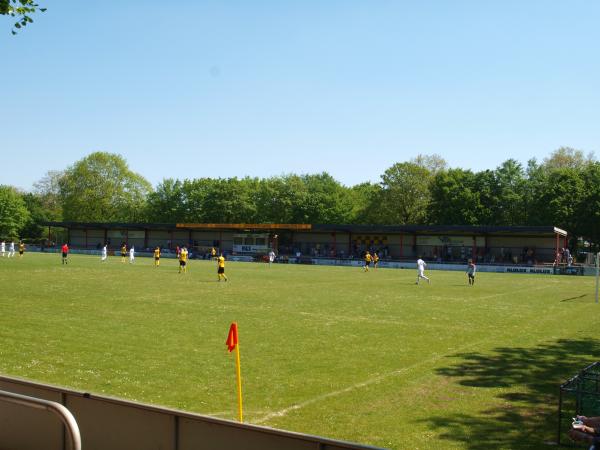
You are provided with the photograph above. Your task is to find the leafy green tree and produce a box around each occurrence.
[377,162,432,224]
[59,152,152,223]
[19,192,49,239]
[429,169,481,225]
[521,159,544,225]
[200,178,258,223]
[491,159,526,225]
[469,170,498,225]
[528,167,584,233]
[348,182,382,224]
[297,173,353,224]
[255,177,297,223]
[576,162,600,249]
[179,178,211,222]
[145,179,186,223]
[411,154,448,175]
[0,185,30,238]
[542,147,594,171]
[32,170,63,221]
[0,0,45,34]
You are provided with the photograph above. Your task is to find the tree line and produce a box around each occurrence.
[1,148,598,249]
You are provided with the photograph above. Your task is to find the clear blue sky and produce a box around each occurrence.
[2,0,599,191]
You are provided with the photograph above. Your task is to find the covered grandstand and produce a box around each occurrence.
[43,222,568,265]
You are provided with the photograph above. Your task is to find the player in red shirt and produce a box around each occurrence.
[61,243,69,265]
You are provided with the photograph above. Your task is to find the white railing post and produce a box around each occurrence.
[0,389,81,450]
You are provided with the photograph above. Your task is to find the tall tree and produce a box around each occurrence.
[470,170,497,225]
[411,154,448,175]
[298,173,353,224]
[145,178,186,223]
[491,159,526,225]
[543,147,594,171]
[59,152,152,222]
[255,177,297,223]
[577,162,600,249]
[429,169,481,225]
[521,159,544,225]
[0,185,30,238]
[198,178,258,223]
[348,182,382,224]
[33,170,63,221]
[528,167,584,233]
[377,162,432,224]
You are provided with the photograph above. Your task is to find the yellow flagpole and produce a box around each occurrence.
[235,342,243,422]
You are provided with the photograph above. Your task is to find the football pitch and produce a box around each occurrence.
[0,253,598,449]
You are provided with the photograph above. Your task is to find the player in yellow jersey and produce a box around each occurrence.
[211,247,217,260]
[179,246,188,273]
[217,254,228,281]
[364,251,372,272]
[154,246,160,267]
[373,252,379,270]
[18,241,25,258]
[121,244,127,263]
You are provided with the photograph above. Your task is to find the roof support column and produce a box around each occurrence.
[348,232,352,257]
[413,234,417,257]
[400,234,403,258]
[332,232,336,257]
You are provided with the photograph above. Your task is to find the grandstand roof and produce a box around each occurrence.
[42,222,567,237]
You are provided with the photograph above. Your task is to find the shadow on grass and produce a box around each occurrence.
[560,294,589,302]
[424,338,600,449]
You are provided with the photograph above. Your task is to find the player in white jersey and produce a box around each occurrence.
[268,250,276,267]
[416,257,430,284]
[101,245,108,262]
[8,241,15,258]
[1,241,5,257]
[129,246,135,263]
[466,259,476,285]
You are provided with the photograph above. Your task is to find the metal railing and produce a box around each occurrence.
[0,389,81,450]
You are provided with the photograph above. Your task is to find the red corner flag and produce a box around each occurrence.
[226,322,239,352]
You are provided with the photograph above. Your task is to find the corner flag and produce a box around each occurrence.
[226,323,238,352]
[226,322,243,422]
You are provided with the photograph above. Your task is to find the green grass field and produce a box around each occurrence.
[0,253,598,449]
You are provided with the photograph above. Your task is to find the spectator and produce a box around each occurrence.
[564,247,571,263]
[569,416,600,448]
[554,249,563,266]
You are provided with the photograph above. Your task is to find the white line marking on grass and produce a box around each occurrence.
[254,283,563,425]
[292,311,470,332]
[253,336,493,425]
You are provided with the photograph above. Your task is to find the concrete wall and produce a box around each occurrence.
[0,376,384,450]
